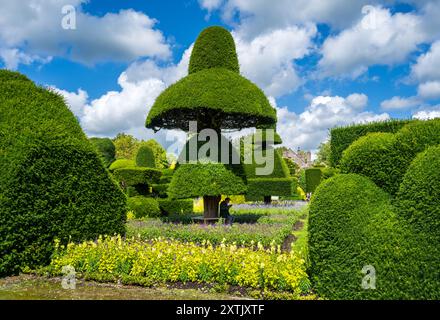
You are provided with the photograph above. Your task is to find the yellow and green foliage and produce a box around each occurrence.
[49,236,310,295]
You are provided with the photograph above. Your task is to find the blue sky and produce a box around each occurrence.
[1,0,440,153]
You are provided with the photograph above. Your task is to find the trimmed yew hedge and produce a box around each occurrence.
[329,119,413,167]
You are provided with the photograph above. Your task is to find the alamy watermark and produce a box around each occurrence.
[61,265,76,289]
[361,264,376,290]
[61,5,76,30]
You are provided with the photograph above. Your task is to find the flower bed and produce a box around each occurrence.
[48,236,310,295]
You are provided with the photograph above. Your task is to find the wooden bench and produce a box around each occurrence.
[191,216,221,224]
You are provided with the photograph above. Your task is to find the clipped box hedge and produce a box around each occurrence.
[127,196,161,218]
[0,70,126,276]
[329,119,413,167]
[158,199,194,215]
[113,167,162,187]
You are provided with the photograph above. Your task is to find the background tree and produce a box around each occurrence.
[146,26,277,218]
[113,133,139,160]
[315,141,331,166]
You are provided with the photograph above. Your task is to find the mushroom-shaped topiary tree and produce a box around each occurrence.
[146,26,277,218]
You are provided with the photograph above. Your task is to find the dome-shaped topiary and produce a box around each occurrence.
[340,132,399,194]
[189,26,239,75]
[0,70,126,276]
[136,144,156,168]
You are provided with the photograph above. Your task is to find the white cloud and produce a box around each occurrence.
[234,25,316,97]
[417,81,440,99]
[380,96,422,110]
[411,41,440,83]
[413,106,440,120]
[199,0,223,12]
[275,93,390,152]
[51,87,88,118]
[319,6,426,78]
[216,0,379,38]
[0,0,170,68]
[54,47,192,152]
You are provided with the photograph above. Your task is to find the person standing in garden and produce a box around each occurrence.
[219,198,234,225]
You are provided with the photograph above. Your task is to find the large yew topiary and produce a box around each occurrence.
[146,26,277,218]
[136,144,156,168]
[0,70,126,276]
[308,174,414,299]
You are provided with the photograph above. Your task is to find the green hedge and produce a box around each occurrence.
[245,178,295,201]
[0,70,126,276]
[329,119,413,167]
[188,26,239,75]
[113,167,162,187]
[305,168,322,193]
[308,174,412,299]
[158,199,194,215]
[109,159,135,171]
[136,145,156,168]
[340,132,399,194]
[89,137,116,167]
[168,163,246,199]
[127,197,161,218]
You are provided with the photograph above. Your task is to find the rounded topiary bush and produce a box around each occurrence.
[109,159,136,171]
[340,132,399,194]
[308,174,411,299]
[136,145,156,168]
[0,70,126,276]
[127,197,161,218]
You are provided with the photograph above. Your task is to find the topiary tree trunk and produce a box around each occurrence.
[264,196,272,205]
[203,195,221,219]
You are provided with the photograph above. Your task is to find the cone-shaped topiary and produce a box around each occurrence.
[0,70,126,276]
[136,144,156,168]
[145,26,275,218]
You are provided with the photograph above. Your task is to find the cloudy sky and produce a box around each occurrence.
[2,0,440,155]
